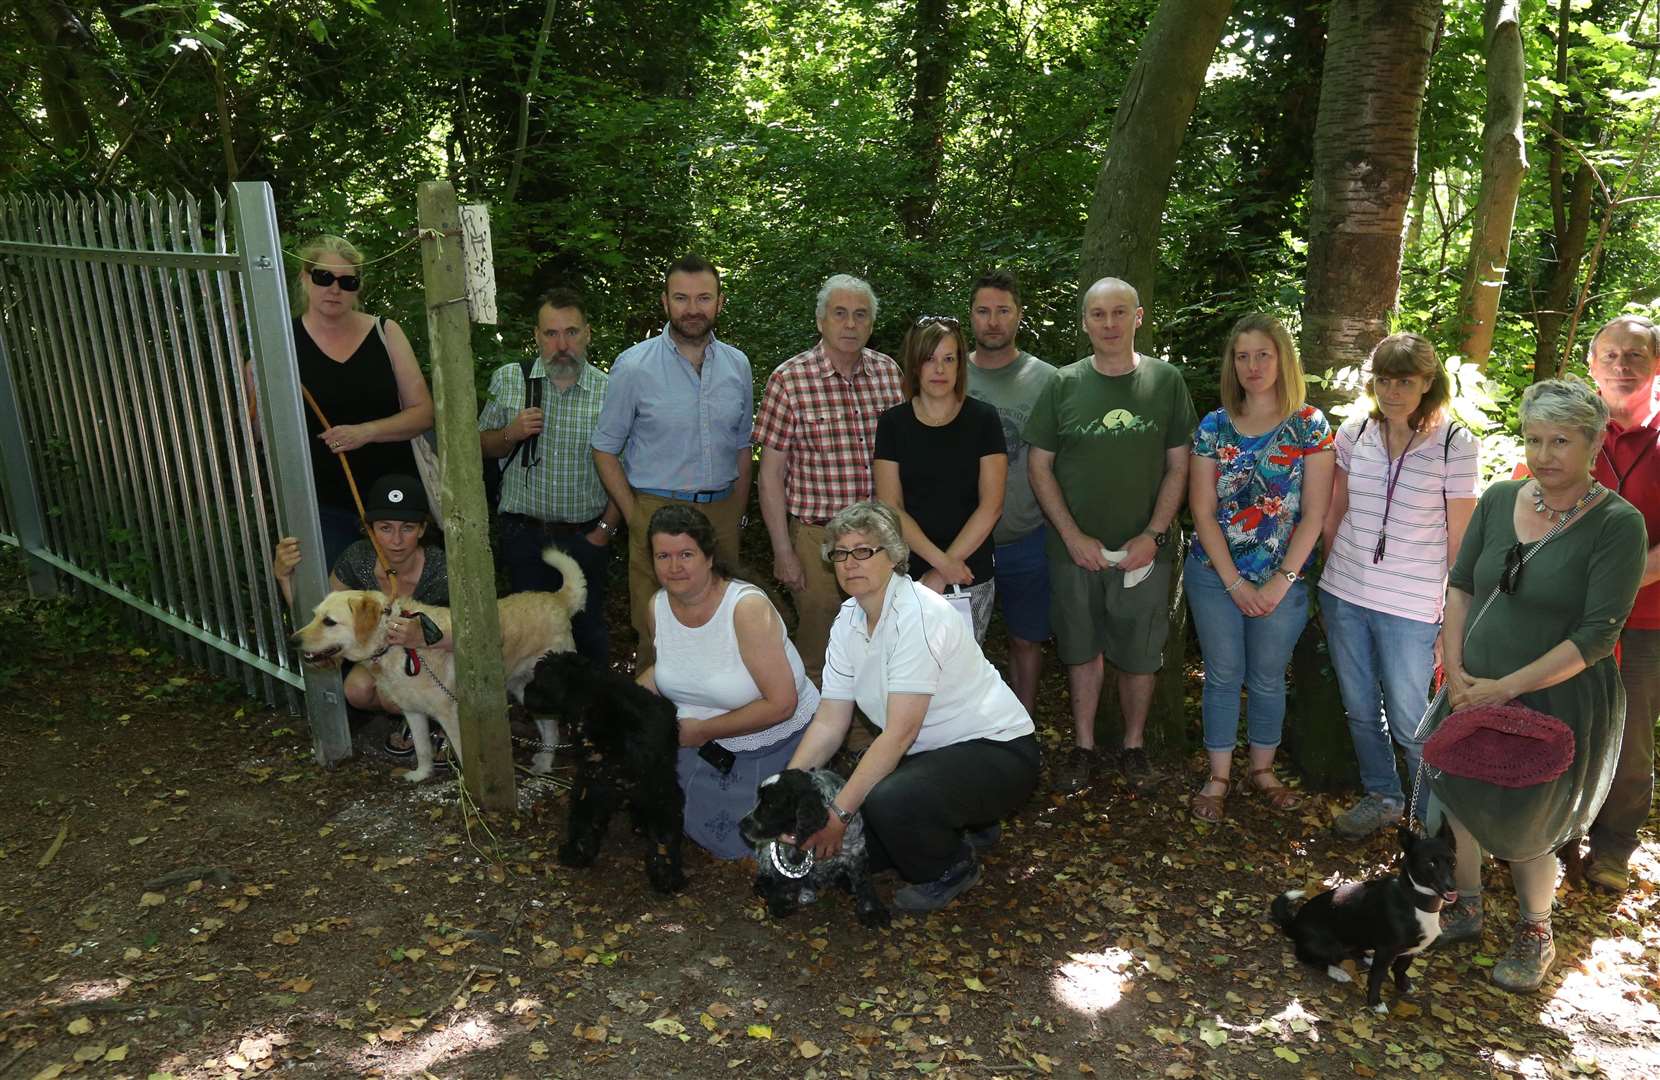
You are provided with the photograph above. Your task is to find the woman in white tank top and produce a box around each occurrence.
[638,506,817,859]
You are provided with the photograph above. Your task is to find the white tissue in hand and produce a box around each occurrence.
[1099,546,1153,588]
[1099,547,1127,565]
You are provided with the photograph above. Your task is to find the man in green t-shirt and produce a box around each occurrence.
[966,270,1057,717]
[1024,277,1197,794]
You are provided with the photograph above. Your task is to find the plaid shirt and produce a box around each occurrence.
[751,342,903,524]
[478,357,609,523]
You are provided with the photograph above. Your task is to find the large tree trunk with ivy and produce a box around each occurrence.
[1457,0,1527,369]
[898,0,954,244]
[1299,0,1439,387]
[1077,0,1234,318]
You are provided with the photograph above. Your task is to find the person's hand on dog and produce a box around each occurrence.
[784,814,846,861]
[385,617,423,649]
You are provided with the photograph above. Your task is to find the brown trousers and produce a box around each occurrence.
[787,517,844,685]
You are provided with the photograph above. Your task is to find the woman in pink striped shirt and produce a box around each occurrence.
[1319,334,1481,838]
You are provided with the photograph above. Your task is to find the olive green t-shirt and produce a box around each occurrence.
[1022,354,1197,556]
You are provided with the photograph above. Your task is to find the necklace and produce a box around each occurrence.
[1531,480,1602,523]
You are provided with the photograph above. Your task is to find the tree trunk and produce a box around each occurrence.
[22,1,99,163]
[1078,0,1234,316]
[898,0,954,243]
[1457,0,1527,369]
[1299,0,1439,389]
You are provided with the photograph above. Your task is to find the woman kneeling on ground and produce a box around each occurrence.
[637,505,818,860]
[1428,378,1645,993]
[274,473,450,756]
[779,501,1040,913]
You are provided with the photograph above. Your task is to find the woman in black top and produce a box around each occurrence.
[874,316,1007,642]
[290,235,433,566]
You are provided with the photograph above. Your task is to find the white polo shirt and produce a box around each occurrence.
[822,572,1033,753]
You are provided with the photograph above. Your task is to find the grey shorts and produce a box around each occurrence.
[1048,554,1172,672]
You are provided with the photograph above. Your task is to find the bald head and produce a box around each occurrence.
[1081,277,1143,363]
[1082,276,1140,314]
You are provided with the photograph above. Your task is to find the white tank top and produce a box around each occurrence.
[653,581,818,751]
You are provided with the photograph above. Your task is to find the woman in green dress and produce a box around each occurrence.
[1431,379,1646,993]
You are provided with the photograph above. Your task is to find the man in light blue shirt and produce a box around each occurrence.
[592,254,754,669]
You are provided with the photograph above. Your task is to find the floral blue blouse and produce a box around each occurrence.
[1192,404,1334,584]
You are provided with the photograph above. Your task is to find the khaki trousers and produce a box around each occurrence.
[626,490,745,671]
[787,517,844,685]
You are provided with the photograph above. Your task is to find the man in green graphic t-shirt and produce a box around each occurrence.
[1024,277,1197,796]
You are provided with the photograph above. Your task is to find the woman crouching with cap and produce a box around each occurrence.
[274,474,450,748]
[776,501,1040,913]
[1426,379,1645,992]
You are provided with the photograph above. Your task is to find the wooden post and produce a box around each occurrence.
[418,182,516,813]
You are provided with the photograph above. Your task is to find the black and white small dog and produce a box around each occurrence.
[1271,828,1458,1012]
[739,769,890,929]
[522,652,687,894]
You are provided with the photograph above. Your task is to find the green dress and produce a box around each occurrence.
[1427,480,1647,863]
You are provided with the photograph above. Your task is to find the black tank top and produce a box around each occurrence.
[294,315,420,510]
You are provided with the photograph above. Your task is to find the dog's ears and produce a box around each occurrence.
[349,594,382,646]
[794,787,829,840]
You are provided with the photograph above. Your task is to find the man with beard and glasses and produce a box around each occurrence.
[593,254,755,670]
[965,270,1056,717]
[480,288,619,664]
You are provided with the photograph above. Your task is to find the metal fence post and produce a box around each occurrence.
[0,323,57,596]
[231,181,351,765]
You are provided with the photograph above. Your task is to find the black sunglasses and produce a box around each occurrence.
[1499,541,1526,595]
[309,268,362,292]
[915,314,960,329]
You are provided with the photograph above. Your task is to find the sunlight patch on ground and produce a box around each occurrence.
[1050,948,1133,1015]
[350,1010,504,1076]
[59,976,132,1003]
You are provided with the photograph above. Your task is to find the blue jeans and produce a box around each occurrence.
[1185,554,1309,752]
[1320,590,1441,810]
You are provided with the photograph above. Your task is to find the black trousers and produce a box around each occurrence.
[863,734,1040,882]
[499,514,612,666]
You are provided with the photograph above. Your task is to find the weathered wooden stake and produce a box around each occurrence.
[418,181,515,813]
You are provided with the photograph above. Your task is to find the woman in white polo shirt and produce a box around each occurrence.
[1319,333,1480,838]
[781,501,1039,913]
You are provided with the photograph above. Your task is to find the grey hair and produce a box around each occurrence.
[1519,377,1610,446]
[822,500,909,569]
[815,274,879,323]
[1081,276,1140,318]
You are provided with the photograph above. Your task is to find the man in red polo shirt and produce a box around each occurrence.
[1586,314,1660,894]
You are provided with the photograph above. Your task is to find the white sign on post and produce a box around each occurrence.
[458,203,497,325]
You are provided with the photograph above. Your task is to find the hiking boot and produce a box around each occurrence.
[894,851,983,913]
[964,824,1001,852]
[1118,746,1154,791]
[1584,851,1630,895]
[1437,894,1484,947]
[1332,793,1405,839]
[1053,746,1098,794]
[1492,920,1556,992]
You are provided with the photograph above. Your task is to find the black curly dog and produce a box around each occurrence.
[522,651,687,894]
[739,768,889,929]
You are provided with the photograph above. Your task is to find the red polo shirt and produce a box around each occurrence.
[1593,407,1660,630]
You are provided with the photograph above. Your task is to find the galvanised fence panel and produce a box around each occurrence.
[0,182,349,763]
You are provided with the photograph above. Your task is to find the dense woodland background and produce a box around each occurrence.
[8,0,1660,434]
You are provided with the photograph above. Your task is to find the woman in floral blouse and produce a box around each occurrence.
[1186,313,1334,822]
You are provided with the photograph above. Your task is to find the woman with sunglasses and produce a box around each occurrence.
[777,501,1038,913]
[1429,378,1644,993]
[293,235,434,566]
[1318,334,1481,838]
[874,315,1007,642]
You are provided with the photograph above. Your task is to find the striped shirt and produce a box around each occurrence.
[478,357,610,523]
[751,342,903,524]
[1319,417,1480,624]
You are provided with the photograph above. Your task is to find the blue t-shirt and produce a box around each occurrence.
[1191,404,1333,583]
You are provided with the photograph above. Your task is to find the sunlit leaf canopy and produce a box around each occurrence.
[5,0,1660,423]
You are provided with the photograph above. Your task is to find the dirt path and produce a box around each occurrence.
[1,566,1657,1079]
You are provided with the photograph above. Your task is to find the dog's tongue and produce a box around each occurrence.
[1440,889,1460,904]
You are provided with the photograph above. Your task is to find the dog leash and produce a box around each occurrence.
[299,385,397,592]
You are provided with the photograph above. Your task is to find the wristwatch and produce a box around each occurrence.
[829,803,854,826]
[1142,528,1169,548]
[1281,568,1300,584]
[595,520,616,536]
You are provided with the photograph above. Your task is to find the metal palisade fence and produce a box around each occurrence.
[0,182,350,763]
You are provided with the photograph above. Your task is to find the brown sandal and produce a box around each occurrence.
[1190,776,1230,823]
[1242,767,1300,811]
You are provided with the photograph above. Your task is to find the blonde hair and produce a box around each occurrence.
[293,234,365,314]
[1367,333,1451,431]
[1219,313,1305,416]
[1519,378,1609,447]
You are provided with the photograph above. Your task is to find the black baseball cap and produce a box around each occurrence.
[364,474,429,523]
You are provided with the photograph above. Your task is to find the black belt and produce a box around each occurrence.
[501,512,602,536]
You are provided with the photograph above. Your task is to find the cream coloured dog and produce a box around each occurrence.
[293,547,585,782]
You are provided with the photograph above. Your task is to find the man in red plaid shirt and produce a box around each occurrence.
[754,274,903,683]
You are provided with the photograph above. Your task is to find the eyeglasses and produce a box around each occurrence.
[1499,541,1526,595]
[915,315,959,329]
[309,268,362,292]
[828,545,885,563]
